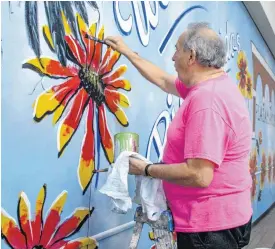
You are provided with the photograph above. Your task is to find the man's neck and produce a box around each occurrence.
[188,68,225,87]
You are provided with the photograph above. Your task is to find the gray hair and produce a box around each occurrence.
[182,22,226,68]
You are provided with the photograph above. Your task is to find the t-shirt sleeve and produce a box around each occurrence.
[175,78,189,99]
[183,109,230,167]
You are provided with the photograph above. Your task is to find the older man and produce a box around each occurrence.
[105,22,252,249]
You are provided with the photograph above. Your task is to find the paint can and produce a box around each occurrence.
[114,132,139,160]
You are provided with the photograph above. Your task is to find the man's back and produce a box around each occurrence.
[163,73,253,232]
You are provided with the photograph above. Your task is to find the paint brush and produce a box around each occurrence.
[85,34,139,56]
[93,168,109,173]
[85,34,110,47]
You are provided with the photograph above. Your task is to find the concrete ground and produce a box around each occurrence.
[244,203,275,249]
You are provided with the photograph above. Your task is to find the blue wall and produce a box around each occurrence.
[1,2,275,249]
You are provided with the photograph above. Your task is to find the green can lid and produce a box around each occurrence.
[114,132,139,140]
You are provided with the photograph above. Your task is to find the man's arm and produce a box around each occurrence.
[105,36,179,97]
[129,158,215,188]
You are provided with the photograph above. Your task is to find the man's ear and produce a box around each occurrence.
[188,49,196,65]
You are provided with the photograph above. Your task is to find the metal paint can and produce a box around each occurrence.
[114,132,139,160]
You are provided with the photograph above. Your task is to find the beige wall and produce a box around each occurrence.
[244,1,275,58]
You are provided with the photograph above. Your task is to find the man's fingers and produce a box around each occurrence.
[105,40,116,49]
[104,36,118,43]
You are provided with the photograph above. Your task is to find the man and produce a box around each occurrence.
[105,22,252,249]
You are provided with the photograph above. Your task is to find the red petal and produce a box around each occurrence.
[76,14,95,65]
[57,89,89,157]
[52,77,80,102]
[102,65,127,83]
[98,47,112,74]
[18,192,33,248]
[98,105,114,163]
[58,237,98,249]
[1,209,26,249]
[99,50,121,75]
[105,79,131,91]
[65,36,86,65]
[31,185,46,245]
[23,58,78,79]
[48,240,67,249]
[105,88,130,108]
[78,101,95,193]
[33,77,80,122]
[49,208,92,245]
[91,27,104,71]
[105,89,129,126]
[39,191,67,247]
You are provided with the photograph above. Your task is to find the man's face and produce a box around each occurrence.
[172,33,193,84]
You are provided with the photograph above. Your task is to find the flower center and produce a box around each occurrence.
[32,245,45,249]
[79,66,105,105]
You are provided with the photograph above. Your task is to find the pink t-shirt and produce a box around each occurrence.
[162,74,253,232]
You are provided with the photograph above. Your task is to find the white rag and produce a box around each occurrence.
[99,151,167,221]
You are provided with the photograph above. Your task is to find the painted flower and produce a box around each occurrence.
[1,185,97,249]
[249,148,258,201]
[251,175,257,201]
[23,14,131,193]
[246,74,253,99]
[268,153,272,183]
[260,149,267,189]
[236,50,253,99]
[258,130,263,145]
[249,147,257,174]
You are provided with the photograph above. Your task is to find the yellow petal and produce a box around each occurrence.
[43,25,54,50]
[1,209,17,235]
[57,124,75,157]
[89,23,97,36]
[114,108,128,126]
[50,191,67,214]
[18,192,31,226]
[61,11,72,35]
[77,13,87,33]
[118,92,130,108]
[36,185,46,215]
[238,84,247,97]
[237,50,246,66]
[236,72,241,81]
[52,104,65,125]
[98,26,104,40]
[78,158,95,192]
[33,89,60,121]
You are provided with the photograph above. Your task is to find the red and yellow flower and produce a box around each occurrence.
[258,130,263,145]
[260,149,267,189]
[236,51,253,99]
[249,148,258,201]
[23,14,131,193]
[1,185,97,249]
[268,153,272,183]
[249,148,257,174]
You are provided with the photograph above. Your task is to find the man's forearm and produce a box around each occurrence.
[148,162,209,187]
[124,50,170,92]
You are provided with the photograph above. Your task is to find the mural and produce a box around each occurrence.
[23,2,131,194]
[1,1,275,249]
[1,185,97,249]
[251,42,275,215]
